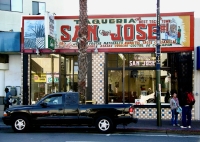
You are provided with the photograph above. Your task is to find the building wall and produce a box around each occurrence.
[0,55,21,97]
[4,55,21,87]
[0,0,73,31]
[194,18,200,120]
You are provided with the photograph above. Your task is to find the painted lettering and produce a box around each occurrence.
[110,25,123,41]
[148,24,157,40]
[60,25,71,41]
[136,24,147,41]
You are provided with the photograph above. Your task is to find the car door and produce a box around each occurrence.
[63,93,79,125]
[30,94,64,125]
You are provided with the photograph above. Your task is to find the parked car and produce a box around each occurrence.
[2,92,138,133]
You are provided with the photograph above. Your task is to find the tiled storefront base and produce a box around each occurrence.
[135,108,195,120]
[92,53,105,104]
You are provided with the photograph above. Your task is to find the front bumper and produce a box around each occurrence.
[2,116,11,125]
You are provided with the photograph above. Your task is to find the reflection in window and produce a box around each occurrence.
[11,0,22,12]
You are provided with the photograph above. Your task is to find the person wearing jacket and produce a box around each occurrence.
[4,88,12,110]
[170,92,180,126]
[179,91,193,128]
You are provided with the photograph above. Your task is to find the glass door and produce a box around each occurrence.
[108,70,129,103]
[59,55,78,92]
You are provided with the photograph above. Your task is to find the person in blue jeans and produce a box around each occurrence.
[180,91,193,128]
[170,92,180,126]
[181,105,192,128]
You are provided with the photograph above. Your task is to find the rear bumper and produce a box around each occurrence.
[132,118,138,123]
[2,116,11,125]
[115,116,138,125]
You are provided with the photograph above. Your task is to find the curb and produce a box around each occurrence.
[117,128,200,135]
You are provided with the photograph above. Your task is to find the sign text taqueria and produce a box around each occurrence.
[58,17,175,48]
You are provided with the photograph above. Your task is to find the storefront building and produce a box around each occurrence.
[21,12,195,119]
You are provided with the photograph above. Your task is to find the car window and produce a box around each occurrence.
[43,95,62,105]
[65,93,79,105]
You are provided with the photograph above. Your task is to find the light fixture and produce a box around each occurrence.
[118,54,126,60]
[94,45,98,54]
[36,48,40,55]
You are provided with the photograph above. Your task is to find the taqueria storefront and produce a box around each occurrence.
[21,12,194,119]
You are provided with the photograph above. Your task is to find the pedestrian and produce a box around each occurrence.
[180,91,195,128]
[170,92,180,126]
[4,87,12,110]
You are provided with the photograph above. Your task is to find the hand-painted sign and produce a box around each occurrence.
[22,12,194,52]
[55,14,193,49]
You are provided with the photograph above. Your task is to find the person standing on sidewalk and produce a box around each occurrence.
[180,91,195,128]
[4,87,12,111]
[170,92,180,126]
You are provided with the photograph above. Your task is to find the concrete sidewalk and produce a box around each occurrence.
[1,118,200,134]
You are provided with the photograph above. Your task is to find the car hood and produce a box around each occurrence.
[7,105,37,111]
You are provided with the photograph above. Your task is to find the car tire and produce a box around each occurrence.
[12,116,30,133]
[95,116,113,133]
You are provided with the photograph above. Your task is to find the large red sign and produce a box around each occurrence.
[21,12,194,53]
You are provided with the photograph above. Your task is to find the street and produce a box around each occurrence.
[0,127,199,142]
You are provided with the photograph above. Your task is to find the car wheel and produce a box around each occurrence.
[12,116,30,133]
[95,116,113,133]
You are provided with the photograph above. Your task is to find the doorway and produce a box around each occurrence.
[59,55,78,92]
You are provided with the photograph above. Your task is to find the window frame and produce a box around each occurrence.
[0,0,23,13]
[32,1,46,15]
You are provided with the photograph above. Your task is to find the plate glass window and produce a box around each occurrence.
[0,0,22,12]
[32,1,46,15]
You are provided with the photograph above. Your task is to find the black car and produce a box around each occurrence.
[2,92,138,133]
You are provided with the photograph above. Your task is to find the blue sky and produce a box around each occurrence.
[67,0,199,17]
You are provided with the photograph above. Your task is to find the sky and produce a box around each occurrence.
[66,0,200,17]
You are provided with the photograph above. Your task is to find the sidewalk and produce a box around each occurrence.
[1,118,200,134]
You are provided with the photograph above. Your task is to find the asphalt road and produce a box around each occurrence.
[0,127,199,142]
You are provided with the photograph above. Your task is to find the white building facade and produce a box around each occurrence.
[0,0,69,115]
[1,0,200,121]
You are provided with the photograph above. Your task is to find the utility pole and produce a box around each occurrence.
[78,0,88,103]
[122,56,125,104]
[156,0,162,126]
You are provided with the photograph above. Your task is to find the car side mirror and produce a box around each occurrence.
[40,102,47,107]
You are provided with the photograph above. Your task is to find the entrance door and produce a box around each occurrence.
[108,70,129,103]
[59,55,78,92]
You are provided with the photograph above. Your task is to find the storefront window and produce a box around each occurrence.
[107,54,117,67]
[108,69,172,104]
[107,53,177,105]
[31,54,78,104]
[31,54,59,104]
[118,54,129,67]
